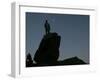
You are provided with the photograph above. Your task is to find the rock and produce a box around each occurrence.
[58,56,86,65]
[26,53,33,67]
[34,32,61,65]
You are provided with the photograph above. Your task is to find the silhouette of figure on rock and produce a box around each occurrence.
[34,20,61,66]
[44,20,51,35]
[26,20,87,67]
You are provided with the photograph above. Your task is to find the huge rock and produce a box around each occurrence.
[34,32,61,65]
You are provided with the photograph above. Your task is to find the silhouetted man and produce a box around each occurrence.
[44,20,51,35]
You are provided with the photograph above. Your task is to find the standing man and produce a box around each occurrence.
[44,20,51,35]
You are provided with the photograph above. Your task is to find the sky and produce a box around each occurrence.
[26,12,89,63]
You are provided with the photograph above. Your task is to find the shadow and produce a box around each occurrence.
[7,74,15,78]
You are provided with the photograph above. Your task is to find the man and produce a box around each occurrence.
[44,20,51,35]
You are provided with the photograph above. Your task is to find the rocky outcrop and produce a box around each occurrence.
[34,32,61,65]
[58,57,86,65]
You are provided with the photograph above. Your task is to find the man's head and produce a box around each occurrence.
[45,20,48,23]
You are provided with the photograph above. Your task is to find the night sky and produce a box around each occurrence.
[26,12,89,63]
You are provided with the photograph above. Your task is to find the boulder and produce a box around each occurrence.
[34,32,61,65]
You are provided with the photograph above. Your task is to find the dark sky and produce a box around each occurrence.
[26,12,89,63]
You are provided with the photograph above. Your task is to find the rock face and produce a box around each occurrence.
[34,32,61,65]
